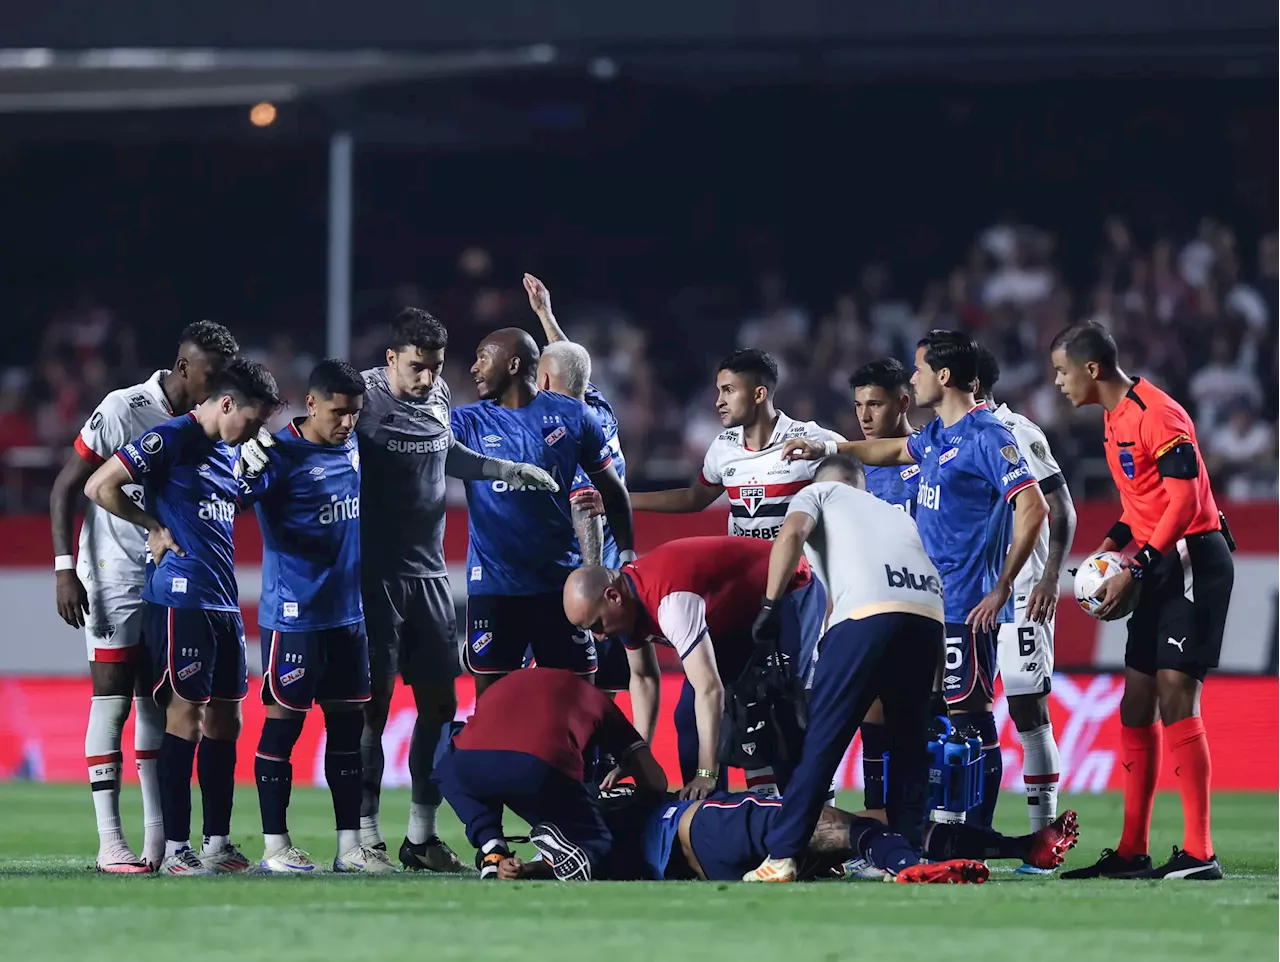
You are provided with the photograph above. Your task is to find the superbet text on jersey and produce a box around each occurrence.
[72,370,177,660]
[698,412,845,540]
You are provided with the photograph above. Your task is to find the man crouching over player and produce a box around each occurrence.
[85,358,281,875]
[237,360,394,873]
[432,667,667,880]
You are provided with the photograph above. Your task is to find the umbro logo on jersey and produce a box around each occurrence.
[197,463,211,475]
[309,466,326,480]
[482,434,502,446]
[740,486,766,515]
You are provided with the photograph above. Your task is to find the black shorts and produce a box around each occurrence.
[943,622,998,705]
[1125,531,1233,682]
[465,593,597,676]
[260,622,372,711]
[145,604,247,705]
[363,574,460,687]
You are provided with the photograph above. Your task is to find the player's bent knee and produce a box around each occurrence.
[90,660,136,697]
[260,714,305,758]
[410,681,458,721]
[1155,670,1202,725]
[203,700,243,741]
[1006,693,1049,732]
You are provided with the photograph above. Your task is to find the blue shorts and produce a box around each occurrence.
[465,593,597,676]
[943,622,998,705]
[145,603,247,705]
[260,622,372,711]
[687,792,781,881]
[594,636,631,693]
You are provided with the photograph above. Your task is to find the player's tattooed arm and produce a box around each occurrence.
[84,457,185,562]
[783,436,912,466]
[1027,484,1077,624]
[523,273,568,343]
[50,450,96,627]
[571,490,605,566]
[587,462,634,553]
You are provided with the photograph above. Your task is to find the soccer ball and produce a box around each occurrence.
[1074,551,1137,619]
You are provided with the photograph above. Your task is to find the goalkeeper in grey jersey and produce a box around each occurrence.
[240,308,556,873]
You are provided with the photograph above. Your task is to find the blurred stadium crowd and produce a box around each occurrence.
[3,212,1275,511]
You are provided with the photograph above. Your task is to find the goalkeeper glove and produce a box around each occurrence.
[237,427,276,479]
[498,461,559,493]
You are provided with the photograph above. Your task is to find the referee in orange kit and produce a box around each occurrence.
[1049,321,1232,880]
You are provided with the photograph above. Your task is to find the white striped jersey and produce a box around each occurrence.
[697,411,846,540]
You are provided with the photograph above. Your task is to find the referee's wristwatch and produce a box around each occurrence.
[1128,545,1162,580]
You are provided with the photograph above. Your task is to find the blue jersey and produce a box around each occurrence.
[639,797,696,880]
[864,456,921,516]
[450,391,611,596]
[906,408,1037,623]
[571,383,627,567]
[117,413,241,612]
[241,420,363,632]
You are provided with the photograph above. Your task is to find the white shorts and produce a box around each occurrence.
[83,579,146,663]
[996,611,1055,698]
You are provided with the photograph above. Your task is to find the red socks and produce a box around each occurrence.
[1117,723,1161,859]
[1166,716,1214,861]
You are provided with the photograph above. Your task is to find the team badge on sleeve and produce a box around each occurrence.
[1000,444,1019,465]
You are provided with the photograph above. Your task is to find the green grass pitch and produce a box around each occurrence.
[0,784,1274,961]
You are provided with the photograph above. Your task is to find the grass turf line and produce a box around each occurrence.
[0,785,1274,962]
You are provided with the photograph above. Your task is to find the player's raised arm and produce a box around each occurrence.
[783,435,913,466]
[629,477,724,513]
[523,273,568,344]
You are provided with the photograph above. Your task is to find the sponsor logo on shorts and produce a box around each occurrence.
[742,742,756,756]
[938,448,959,466]
[471,631,493,654]
[944,674,960,686]
[177,661,201,681]
[280,666,306,686]
[140,433,164,455]
[283,602,299,619]
[91,623,116,640]
[171,577,188,594]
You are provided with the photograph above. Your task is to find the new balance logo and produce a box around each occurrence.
[1167,637,1186,652]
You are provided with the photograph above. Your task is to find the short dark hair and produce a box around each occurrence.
[211,356,281,410]
[308,359,365,400]
[390,308,448,353]
[815,454,865,487]
[1050,321,1119,372]
[849,357,910,395]
[179,320,239,358]
[917,330,980,392]
[975,346,1000,400]
[717,348,778,391]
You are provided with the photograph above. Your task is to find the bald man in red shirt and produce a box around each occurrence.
[1050,322,1232,881]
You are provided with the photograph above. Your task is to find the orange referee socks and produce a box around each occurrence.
[1166,716,1214,861]
[1117,723,1161,858]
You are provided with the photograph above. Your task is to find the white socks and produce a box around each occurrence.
[1019,722,1061,831]
[203,834,229,855]
[87,695,129,848]
[407,803,439,845]
[337,829,361,855]
[264,833,291,856]
[134,695,166,859]
[165,839,190,858]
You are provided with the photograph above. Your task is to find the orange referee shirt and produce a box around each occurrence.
[1103,377,1220,548]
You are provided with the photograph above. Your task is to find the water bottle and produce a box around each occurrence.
[930,725,970,824]
[963,729,985,811]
